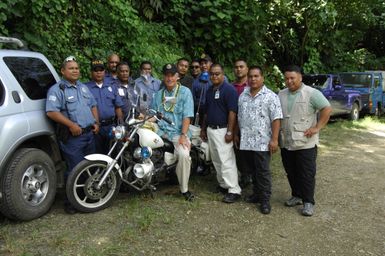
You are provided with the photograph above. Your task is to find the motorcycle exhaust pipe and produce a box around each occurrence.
[133,161,154,178]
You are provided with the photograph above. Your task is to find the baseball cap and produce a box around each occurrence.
[199,53,212,62]
[162,63,178,75]
[91,59,105,71]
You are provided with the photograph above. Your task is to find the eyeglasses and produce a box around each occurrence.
[210,72,222,77]
[191,65,200,69]
[63,56,76,62]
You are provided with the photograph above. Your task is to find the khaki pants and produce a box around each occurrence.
[207,128,241,194]
[172,135,192,193]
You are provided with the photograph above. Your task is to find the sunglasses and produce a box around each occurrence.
[191,65,200,69]
[64,56,76,62]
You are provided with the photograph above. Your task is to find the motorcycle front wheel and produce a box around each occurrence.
[66,160,122,213]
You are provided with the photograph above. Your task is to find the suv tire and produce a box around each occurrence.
[0,148,57,221]
[350,103,359,121]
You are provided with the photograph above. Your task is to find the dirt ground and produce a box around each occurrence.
[0,120,384,255]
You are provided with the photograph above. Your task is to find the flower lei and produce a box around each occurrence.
[162,83,181,112]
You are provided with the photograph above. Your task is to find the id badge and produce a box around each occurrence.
[214,90,220,99]
[118,88,125,97]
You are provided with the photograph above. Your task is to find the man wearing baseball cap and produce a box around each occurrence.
[151,63,195,201]
[85,59,124,154]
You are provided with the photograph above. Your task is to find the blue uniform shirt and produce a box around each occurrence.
[151,83,194,139]
[46,79,97,128]
[112,78,140,117]
[205,81,238,126]
[85,80,124,120]
[104,73,118,85]
[135,75,161,113]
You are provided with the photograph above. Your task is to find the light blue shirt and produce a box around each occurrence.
[151,83,194,139]
[238,86,283,151]
[135,75,161,113]
[46,79,97,128]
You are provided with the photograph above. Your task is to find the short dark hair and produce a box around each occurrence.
[284,65,303,74]
[117,61,130,71]
[191,59,200,64]
[140,61,152,70]
[248,65,263,76]
[177,57,190,65]
[210,63,224,71]
[233,59,248,66]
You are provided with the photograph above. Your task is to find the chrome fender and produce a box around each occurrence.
[84,154,123,177]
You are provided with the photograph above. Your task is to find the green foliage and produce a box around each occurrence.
[1,0,385,80]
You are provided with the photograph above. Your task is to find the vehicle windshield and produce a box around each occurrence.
[303,75,328,89]
[340,73,372,88]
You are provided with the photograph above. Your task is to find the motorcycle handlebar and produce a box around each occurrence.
[156,111,174,125]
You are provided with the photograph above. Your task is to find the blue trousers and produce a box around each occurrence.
[94,125,112,154]
[280,147,317,204]
[59,131,95,179]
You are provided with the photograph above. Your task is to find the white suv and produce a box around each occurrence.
[0,37,65,221]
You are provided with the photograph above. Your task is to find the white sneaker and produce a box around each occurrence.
[302,202,314,216]
[284,196,302,207]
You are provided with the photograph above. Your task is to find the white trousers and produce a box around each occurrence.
[172,135,191,193]
[207,128,241,194]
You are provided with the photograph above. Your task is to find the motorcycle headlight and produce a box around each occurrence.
[114,125,126,140]
[141,146,152,159]
[133,147,142,159]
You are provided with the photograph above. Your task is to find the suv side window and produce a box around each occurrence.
[3,57,56,100]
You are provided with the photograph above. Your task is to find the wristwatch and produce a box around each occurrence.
[181,133,187,137]
[226,131,232,136]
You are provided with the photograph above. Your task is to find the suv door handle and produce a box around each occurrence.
[12,91,21,103]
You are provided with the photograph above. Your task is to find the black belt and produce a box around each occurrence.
[100,117,115,126]
[82,125,94,133]
[208,124,227,129]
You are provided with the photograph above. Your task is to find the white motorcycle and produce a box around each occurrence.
[65,109,211,213]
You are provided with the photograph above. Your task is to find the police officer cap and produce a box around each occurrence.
[199,53,212,62]
[162,63,178,75]
[91,59,105,71]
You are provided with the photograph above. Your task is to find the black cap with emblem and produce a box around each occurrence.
[162,63,178,75]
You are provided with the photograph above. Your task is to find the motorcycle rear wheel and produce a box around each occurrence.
[66,160,121,213]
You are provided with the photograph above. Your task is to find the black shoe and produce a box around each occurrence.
[222,193,241,203]
[196,165,210,176]
[215,186,227,194]
[245,194,260,204]
[181,191,195,202]
[260,201,271,214]
[64,203,77,214]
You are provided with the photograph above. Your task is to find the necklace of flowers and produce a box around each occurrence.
[162,83,181,112]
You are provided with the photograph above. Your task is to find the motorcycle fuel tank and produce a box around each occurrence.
[137,128,164,149]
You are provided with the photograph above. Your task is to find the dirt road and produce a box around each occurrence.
[1,120,384,255]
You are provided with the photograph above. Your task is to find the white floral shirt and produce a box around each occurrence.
[238,85,283,151]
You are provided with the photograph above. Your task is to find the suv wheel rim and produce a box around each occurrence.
[21,164,49,206]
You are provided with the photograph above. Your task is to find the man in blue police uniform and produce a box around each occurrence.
[135,61,161,113]
[104,53,120,85]
[112,62,139,118]
[192,53,212,126]
[151,63,195,201]
[200,63,242,203]
[46,56,99,213]
[85,59,124,154]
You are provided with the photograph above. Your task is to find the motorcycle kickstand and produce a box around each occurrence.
[148,185,157,199]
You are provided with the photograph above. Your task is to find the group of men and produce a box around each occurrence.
[46,52,332,217]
